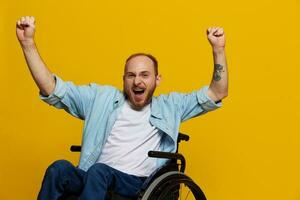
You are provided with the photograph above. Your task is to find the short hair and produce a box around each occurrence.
[125,53,158,75]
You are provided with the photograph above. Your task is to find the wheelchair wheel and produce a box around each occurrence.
[140,171,206,200]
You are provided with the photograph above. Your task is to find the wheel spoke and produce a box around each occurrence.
[143,172,206,200]
[180,181,182,200]
[184,189,191,200]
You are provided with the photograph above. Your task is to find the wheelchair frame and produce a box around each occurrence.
[67,133,207,200]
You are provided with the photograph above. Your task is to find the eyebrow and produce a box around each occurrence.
[140,71,150,74]
[125,71,150,75]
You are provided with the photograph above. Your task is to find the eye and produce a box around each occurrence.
[125,74,135,79]
[140,73,150,78]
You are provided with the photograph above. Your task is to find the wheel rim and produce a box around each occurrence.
[140,171,206,200]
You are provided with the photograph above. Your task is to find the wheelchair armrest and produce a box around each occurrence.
[70,145,81,152]
[70,133,189,152]
[148,151,186,173]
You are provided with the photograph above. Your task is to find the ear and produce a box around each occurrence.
[156,74,162,86]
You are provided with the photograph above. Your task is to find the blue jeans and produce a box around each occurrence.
[37,160,146,200]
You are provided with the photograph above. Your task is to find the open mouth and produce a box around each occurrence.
[132,88,145,95]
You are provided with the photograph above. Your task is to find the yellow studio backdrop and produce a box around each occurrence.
[1,0,300,199]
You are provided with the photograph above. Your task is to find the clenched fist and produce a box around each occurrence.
[207,27,225,51]
[16,16,36,45]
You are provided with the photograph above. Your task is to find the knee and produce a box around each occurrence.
[86,163,111,177]
[46,159,74,176]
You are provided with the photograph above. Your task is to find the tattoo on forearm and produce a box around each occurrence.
[213,64,224,81]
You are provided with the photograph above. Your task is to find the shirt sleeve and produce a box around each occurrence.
[39,74,97,120]
[176,86,222,122]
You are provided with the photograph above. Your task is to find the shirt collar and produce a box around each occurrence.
[150,97,162,119]
[113,92,125,109]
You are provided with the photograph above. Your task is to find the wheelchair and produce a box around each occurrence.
[66,133,207,200]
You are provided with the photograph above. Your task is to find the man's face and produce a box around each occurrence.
[123,55,161,110]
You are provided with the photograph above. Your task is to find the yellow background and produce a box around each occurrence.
[1,0,300,199]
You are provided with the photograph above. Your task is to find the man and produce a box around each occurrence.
[16,16,228,200]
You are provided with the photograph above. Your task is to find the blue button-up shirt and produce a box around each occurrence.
[41,75,221,171]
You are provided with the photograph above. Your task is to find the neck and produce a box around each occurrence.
[126,100,151,111]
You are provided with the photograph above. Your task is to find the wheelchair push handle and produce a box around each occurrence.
[70,145,81,152]
[178,132,189,142]
[148,151,186,173]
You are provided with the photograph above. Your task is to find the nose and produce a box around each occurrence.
[134,76,142,85]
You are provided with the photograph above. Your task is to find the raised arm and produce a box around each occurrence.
[206,27,228,102]
[16,16,55,96]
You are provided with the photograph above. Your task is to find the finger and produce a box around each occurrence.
[19,16,34,27]
[213,27,218,34]
[215,28,224,36]
[219,28,224,35]
[29,16,36,28]
[214,28,222,36]
[21,17,26,23]
[207,27,216,35]
[209,27,217,37]
[20,16,27,23]
[26,16,32,24]
[206,27,212,35]
[217,27,223,33]
[29,16,35,24]
[16,20,22,28]
[20,20,30,27]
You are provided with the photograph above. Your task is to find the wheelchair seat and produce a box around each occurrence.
[65,133,206,200]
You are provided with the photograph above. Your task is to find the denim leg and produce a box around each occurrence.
[37,160,86,200]
[79,163,146,200]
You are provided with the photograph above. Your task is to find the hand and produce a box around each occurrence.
[207,27,225,51]
[16,16,36,45]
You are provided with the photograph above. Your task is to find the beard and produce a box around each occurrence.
[123,84,156,110]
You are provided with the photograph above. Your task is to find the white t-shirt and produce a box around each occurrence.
[97,101,162,176]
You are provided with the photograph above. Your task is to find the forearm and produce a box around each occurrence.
[207,47,228,102]
[21,42,55,96]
